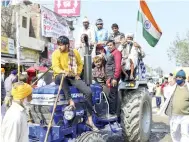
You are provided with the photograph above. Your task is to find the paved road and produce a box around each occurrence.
[106,97,172,142]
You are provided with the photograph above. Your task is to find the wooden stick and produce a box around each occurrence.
[44,74,64,142]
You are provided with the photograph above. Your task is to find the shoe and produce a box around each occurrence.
[86,121,99,132]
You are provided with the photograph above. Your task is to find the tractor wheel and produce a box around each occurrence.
[75,131,105,142]
[121,87,152,142]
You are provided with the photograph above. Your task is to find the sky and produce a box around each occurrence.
[32,0,189,74]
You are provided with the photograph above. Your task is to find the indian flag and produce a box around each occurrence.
[137,0,162,47]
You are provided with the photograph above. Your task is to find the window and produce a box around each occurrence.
[22,16,27,28]
[40,47,48,59]
[29,18,36,38]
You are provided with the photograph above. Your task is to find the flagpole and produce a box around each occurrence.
[135,0,140,42]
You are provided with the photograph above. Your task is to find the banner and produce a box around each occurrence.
[48,43,58,60]
[54,0,81,17]
[1,36,15,55]
[41,6,70,39]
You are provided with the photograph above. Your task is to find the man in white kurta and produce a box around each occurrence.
[1,82,32,142]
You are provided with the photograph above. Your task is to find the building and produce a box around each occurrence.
[1,1,74,76]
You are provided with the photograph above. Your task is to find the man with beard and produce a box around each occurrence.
[118,33,142,80]
[94,18,109,57]
[77,17,95,48]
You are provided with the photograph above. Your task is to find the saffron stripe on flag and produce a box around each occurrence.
[140,0,162,34]
[138,10,162,39]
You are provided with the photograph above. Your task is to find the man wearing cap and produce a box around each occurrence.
[4,70,17,109]
[95,18,108,44]
[118,33,143,80]
[1,82,32,142]
[108,23,125,48]
[169,70,189,142]
[77,17,95,48]
[159,70,189,141]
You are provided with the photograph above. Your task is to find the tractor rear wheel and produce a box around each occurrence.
[121,87,152,142]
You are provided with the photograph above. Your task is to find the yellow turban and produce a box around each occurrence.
[12,82,32,100]
[1,68,5,73]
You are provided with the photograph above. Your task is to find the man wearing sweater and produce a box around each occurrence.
[169,70,189,142]
[105,40,122,116]
[52,36,98,131]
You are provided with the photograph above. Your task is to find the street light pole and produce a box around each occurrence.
[16,11,20,81]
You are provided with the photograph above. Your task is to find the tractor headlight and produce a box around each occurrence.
[63,106,74,120]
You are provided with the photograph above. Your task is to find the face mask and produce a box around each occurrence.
[176,79,184,85]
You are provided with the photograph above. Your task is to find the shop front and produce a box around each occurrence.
[20,48,40,70]
[1,36,17,77]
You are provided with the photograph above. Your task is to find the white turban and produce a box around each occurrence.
[126,33,134,38]
[83,17,89,23]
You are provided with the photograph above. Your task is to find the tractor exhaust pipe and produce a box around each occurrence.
[83,35,92,85]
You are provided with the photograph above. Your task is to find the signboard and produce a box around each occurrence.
[41,6,70,38]
[20,48,39,63]
[1,36,15,55]
[54,0,81,17]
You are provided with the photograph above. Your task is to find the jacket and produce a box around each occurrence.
[158,82,189,116]
[105,48,122,80]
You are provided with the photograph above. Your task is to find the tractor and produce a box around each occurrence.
[28,38,152,142]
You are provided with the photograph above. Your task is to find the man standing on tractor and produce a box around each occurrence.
[105,40,122,116]
[76,17,95,48]
[52,36,98,131]
[93,18,109,57]
[108,23,125,48]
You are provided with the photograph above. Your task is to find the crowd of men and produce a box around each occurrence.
[1,17,189,142]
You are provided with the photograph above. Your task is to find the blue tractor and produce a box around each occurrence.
[29,39,152,142]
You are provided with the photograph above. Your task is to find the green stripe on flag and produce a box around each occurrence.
[137,10,159,47]
[143,28,159,47]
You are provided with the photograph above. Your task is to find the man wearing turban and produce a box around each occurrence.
[4,70,17,109]
[1,82,32,142]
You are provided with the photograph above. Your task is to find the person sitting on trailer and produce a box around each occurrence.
[52,36,98,131]
[118,33,142,80]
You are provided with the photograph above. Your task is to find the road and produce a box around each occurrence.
[105,97,172,142]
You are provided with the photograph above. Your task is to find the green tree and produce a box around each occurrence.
[168,33,189,66]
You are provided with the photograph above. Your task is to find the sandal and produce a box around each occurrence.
[86,121,99,132]
[130,75,134,80]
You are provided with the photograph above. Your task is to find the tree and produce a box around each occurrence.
[1,6,16,39]
[168,32,189,66]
